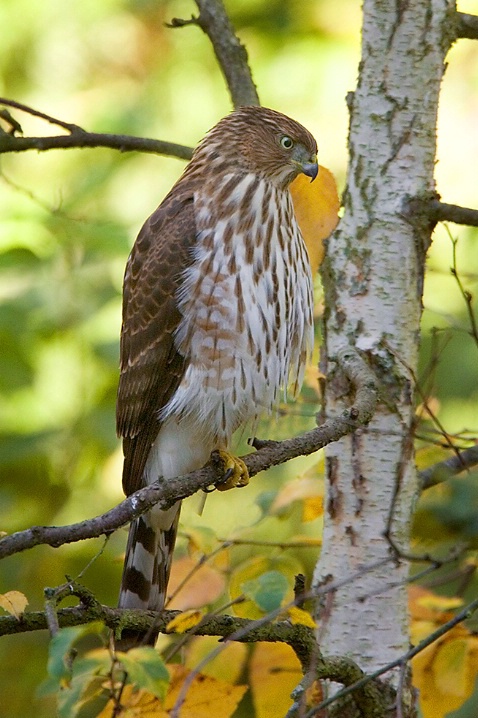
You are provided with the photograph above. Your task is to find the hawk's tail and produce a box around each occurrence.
[116,502,181,649]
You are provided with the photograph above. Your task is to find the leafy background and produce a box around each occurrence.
[0,0,477,716]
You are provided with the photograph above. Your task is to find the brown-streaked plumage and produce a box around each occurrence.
[117,106,318,646]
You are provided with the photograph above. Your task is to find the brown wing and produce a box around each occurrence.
[117,187,197,496]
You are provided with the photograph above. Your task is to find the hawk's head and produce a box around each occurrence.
[197,106,318,190]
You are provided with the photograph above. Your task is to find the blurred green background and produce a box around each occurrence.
[0,0,477,716]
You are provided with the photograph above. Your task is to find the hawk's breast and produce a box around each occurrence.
[161,173,314,444]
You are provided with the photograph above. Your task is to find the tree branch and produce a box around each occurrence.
[0,346,378,560]
[0,598,311,655]
[455,12,478,40]
[419,444,478,490]
[0,97,193,160]
[168,0,260,108]
[428,199,478,227]
[0,582,385,716]
[405,194,478,228]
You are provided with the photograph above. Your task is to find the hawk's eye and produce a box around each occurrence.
[280,136,294,150]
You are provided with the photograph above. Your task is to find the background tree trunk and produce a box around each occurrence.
[314,0,453,709]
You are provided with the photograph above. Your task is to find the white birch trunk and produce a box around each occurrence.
[313,0,453,704]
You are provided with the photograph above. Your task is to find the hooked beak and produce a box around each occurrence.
[301,155,319,182]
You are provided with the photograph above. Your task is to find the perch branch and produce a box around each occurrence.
[0,97,193,160]
[168,0,259,108]
[0,346,378,560]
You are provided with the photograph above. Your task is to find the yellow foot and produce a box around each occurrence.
[209,450,250,492]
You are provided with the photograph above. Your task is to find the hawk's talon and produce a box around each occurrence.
[209,449,250,492]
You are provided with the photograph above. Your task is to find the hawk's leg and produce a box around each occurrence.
[209,449,249,491]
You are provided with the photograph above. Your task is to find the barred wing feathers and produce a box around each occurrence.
[117,188,197,496]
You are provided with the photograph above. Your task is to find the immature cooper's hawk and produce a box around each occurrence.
[117,106,318,645]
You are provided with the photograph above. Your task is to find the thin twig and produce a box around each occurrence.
[0,97,193,160]
[449,230,478,349]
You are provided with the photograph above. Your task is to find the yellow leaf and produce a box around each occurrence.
[250,643,302,718]
[185,636,248,684]
[97,684,160,717]
[271,476,324,513]
[287,606,317,628]
[98,666,247,718]
[166,556,225,610]
[166,610,205,634]
[412,627,478,718]
[302,496,324,522]
[290,166,340,275]
[185,527,218,556]
[409,586,462,623]
[163,665,247,718]
[433,638,469,697]
[418,593,464,613]
[0,590,28,619]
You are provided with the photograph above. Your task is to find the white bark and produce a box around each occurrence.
[314,0,454,703]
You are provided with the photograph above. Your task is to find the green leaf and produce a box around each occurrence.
[117,647,170,700]
[242,570,289,613]
[47,622,105,684]
[58,674,107,718]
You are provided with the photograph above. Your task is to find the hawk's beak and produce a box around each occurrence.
[301,156,319,182]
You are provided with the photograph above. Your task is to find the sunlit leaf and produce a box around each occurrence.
[271,476,323,514]
[185,636,248,684]
[163,665,247,718]
[100,665,247,718]
[185,526,218,556]
[290,166,340,275]
[167,556,226,610]
[250,643,302,718]
[97,684,159,718]
[287,606,317,628]
[302,496,324,522]
[0,590,28,618]
[166,609,205,634]
[410,587,478,718]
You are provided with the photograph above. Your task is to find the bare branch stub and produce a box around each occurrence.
[405,194,478,228]
[455,12,478,40]
[428,199,478,227]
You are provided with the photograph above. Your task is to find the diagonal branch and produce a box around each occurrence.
[167,0,259,108]
[0,347,378,560]
[0,97,193,160]
[420,444,478,490]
